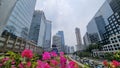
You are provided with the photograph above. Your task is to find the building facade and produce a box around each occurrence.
[86,0,113,45]
[70,46,75,53]
[56,31,65,52]
[0,0,18,35]
[3,0,36,39]
[75,28,82,45]
[43,20,52,51]
[52,35,62,53]
[109,0,120,12]
[29,10,46,47]
[83,32,91,47]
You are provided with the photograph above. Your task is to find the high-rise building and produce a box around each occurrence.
[83,32,91,47]
[2,0,36,39]
[75,27,82,51]
[70,46,74,53]
[108,0,120,12]
[29,10,46,47]
[52,35,62,53]
[56,31,65,52]
[87,0,113,45]
[43,20,52,51]
[0,0,18,35]
[75,28,82,45]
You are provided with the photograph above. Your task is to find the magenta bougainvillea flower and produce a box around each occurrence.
[26,61,31,67]
[60,56,67,68]
[60,52,64,56]
[112,60,120,67]
[2,57,9,62]
[51,51,57,57]
[21,49,33,59]
[18,63,24,68]
[50,60,58,66]
[69,61,75,68]
[42,52,51,60]
[44,63,50,68]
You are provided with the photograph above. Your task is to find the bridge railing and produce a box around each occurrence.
[0,36,43,55]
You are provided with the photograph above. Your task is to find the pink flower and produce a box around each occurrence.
[60,56,67,68]
[60,56,67,63]
[0,64,2,67]
[60,52,64,56]
[11,61,15,65]
[42,52,51,60]
[21,49,33,59]
[36,60,43,68]
[18,63,24,68]
[44,63,50,68]
[69,61,75,68]
[12,65,16,68]
[51,51,57,57]
[26,61,31,67]
[2,57,9,62]
[50,60,58,66]
[112,60,119,67]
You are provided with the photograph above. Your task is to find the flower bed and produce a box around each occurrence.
[0,49,80,68]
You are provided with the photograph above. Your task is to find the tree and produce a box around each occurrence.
[85,43,102,52]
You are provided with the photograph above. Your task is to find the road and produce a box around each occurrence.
[69,55,105,68]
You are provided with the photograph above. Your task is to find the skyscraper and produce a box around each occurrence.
[75,28,82,45]
[56,31,65,52]
[75,27,82,51]
[3,0,36,39]
[83,32,91,46]
[86,0,113,45]
[109,0,120,12]
[52,35,62,53]
[43,20,52,51]
[0,0,18,35]
[29,10,46,47]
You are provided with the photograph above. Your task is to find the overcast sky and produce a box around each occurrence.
[35,0,106,46]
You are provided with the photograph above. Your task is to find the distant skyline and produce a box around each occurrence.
[35,0,106,46]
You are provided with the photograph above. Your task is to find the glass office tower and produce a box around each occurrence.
[3,0,36,39]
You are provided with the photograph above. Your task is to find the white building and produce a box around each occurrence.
[52,35,62,52]
[0,0,17,35]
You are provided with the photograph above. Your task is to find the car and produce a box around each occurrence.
[96,64,104,68]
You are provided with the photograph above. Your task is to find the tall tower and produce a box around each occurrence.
[75,28,82,45]
[2,0,36,39]
[75,27,82,51]
[57,31,65,52]
[0,0,18,35]
[44,20,52,51]
[29,10,46,47]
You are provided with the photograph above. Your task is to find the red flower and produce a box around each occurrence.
[112,60,119,67]
[26,61,31,67]
[103,60,108,66]
[21,49,33,59]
